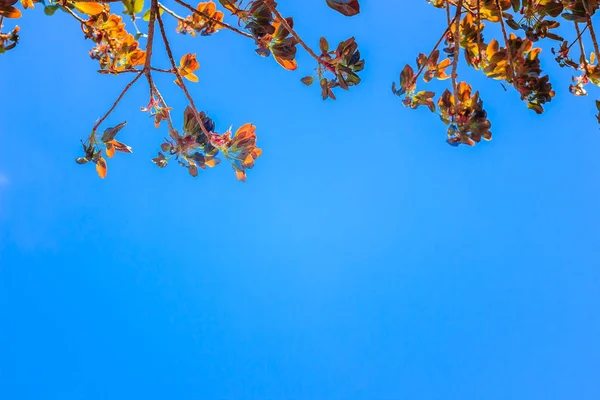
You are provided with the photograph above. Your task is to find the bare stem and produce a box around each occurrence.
[413,23,454,83]
[451,0,464,116]
[569,22,588,52]
[476,0,482,63]
[586,15,600,58]
[495,0,514,81]
[159,2,186,22]
[156,7,212,137]
[63,5,85,23]
[263,0,326,67]
[145,0,159,100]
[93,72,144,132]
[152,86,175,133]
[575,22,588,67]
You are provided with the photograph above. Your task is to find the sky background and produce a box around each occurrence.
[1,1,600,399]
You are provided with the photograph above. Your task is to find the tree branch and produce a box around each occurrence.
[68,0,122,2]
[156,6,212,137]
[451,0,463,116]
[172,0,252,38]
[495,0,514,81]
[586,15,600,58]
[413,23,454,83]
[92,71,144,132]
[263,0,327,68]
[144,0,158,99]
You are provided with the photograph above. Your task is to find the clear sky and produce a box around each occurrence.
[1,1,600,399]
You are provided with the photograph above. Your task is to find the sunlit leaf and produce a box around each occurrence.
[74,2,106,16]
[0,6,22,18]
[96,157,107,178]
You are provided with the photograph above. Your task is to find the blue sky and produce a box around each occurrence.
[1,1,600,399]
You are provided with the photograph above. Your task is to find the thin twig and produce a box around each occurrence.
[159,2,186,21]
[145,0,159,100]
[156,7,212,137]
[63,5,85,23]
[99,67,173,75]
[575,22,588,67]
[152,86,175,133]
[263,0,327,68]
[93,72,144,132]
[495,0,514,81]
[476,0,483,65]
[172,0,252,38]
[451,0,464,116]
[413,22,455,83]
[569,22,588,52]
[586,15,600,58]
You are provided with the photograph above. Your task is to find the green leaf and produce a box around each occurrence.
[510,0,520,12]
[122,0,143,15]
[142,7,163,21]
[133,0,144,14]
[44,4,59,16]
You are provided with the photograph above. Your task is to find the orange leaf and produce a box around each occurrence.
[235,170,246,182]
[0,6,22,18]
[251,148,262,159]
[205,158,219,167]
[274,56,297,71]
[74,2,106,16]
[106,143,115,158]
[184,73,199,82]
[96,157,107,179]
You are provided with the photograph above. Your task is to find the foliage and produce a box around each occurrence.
[393,0,600,146]
[0,0,364,180]
[3,0,600,178]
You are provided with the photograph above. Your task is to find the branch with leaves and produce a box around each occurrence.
[0,0,363,180]
[5,0,600,178]
[394,0,600,146]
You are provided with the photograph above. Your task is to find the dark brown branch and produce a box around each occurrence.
[451,0,463,115]
[586,15,600,58]
[152,86,175,133]
[99,67,173,74]
[156,6,212,137]
[172,0,252,38]
[263,0,327,68]
[495,0,514,81]
[476,0,482,63]
[413,23,454,83]
[92,72,144,132]
[145,0,159,100]
[575,22,588,67]
[569,22,588,52]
